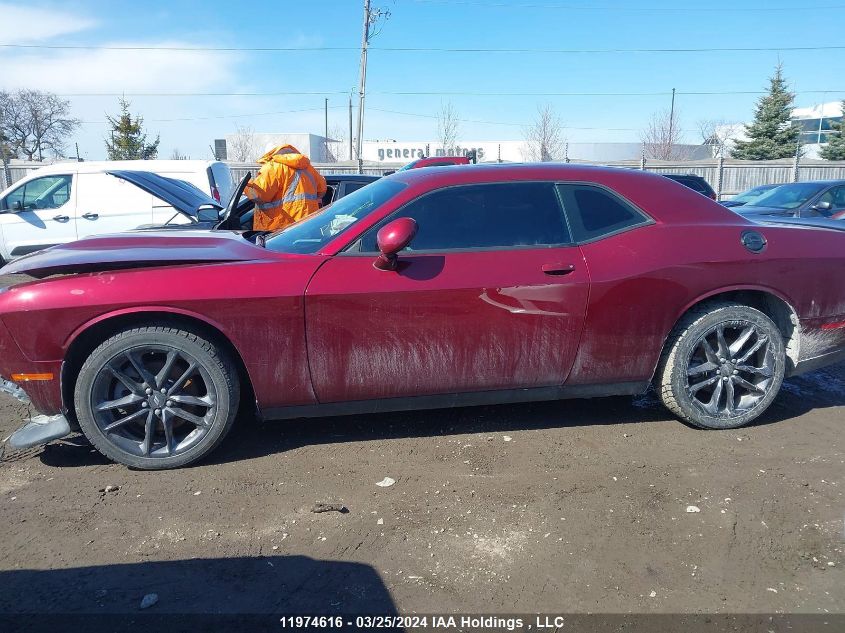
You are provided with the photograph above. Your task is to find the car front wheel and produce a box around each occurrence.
[74,326,239,469]
[657,303,786,429]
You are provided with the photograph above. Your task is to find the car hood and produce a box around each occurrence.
[0,230,268,277]
[107,170,223,221]
[754,216,845,232]
[737,205,796,217]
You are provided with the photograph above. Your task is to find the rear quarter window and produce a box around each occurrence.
[557,184,650,243]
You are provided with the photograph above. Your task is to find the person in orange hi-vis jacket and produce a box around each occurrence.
[243,144,328,231]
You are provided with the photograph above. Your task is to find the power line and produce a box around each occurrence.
[411,0,845,12]
[78,105,346,124]
[4,42,845,54]
[56,89,845,98]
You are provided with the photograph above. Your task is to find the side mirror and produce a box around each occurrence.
[197,207,221,223]
[12,200,23,212]
[814,200,832,212]
[374,217,418,271]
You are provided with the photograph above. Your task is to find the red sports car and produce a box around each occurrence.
[1,164,844,469]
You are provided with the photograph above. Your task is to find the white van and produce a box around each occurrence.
[0,160,233,262]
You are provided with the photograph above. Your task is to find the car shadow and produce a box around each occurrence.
[0,555,398,633]
[37,362,845,469]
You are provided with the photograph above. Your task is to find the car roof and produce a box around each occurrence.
[28,160,223,175]
[324,174,380,183]
[385,163,742,225]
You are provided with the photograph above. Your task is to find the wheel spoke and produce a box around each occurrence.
[170,394,214,408]
[700,337,720,364]
[736,364,773,377]
[734,376,766,394]
[96,393,144,412]
[688,361,717,377]
[170,406,210,428]
[125,351,157,389]
[724,379,736,414]
[103,408,147,432]
[728,326,756,357]
[155,350,179,390]
[735,336,768,364]
[715,327,730,358]
[689,375,718,394]
[168,362,198,395]
[162,410,175,455]
[107,366,145,395]
[140,411,156,456]
[702,378,725,414]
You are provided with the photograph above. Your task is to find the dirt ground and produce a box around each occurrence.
[0,361,843,625]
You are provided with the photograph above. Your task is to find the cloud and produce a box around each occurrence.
[0,42,242,94]
[0,3,97,42]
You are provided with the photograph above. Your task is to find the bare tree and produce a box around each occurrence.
[640,108,685,160]
[697,118,744,158]
[436,101,460,154]
[0,89,79,161]
[228,125,260,162]
[325,124,346,162]
[523,103,564,162]
[170,148,189,160]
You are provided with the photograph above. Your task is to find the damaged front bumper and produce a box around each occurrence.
[0,376,72,451]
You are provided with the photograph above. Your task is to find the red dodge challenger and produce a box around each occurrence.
[1,164,843,469]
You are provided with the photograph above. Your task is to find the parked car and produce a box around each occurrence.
[2,165,844,469]
[0,160,233,262]
[736,180,845,219]
[323,174,381,205]
[399,156,472,170]
[661,174,717,200]
[721,184,780,208]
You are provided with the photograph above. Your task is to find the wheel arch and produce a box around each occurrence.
[659,286,800,378]
[61,308,256,422]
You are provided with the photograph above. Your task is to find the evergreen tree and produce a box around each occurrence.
[105,98,160,160]
[731,65,800,160]
[819,100,845,160]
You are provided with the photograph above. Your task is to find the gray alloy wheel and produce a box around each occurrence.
[75,326,239,469]
[657,303,786,430]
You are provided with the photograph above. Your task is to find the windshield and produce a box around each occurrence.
[745,182,825,210]
[263,179,407,254]
[732,185,776,205]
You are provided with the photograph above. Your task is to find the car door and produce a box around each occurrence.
[305,181,590,403]
[804,184,845,218]
[0,173,77,259]
[75,172,155,238]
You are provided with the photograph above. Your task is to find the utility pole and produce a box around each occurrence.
[324,97,329,162]
[355,1,390,173]
[348,97,353,161]
[355,0,371,174]
[668,87,676,153]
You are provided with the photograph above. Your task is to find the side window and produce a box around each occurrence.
[815,186,845,214]
[4,175,72,211]
[357,182,570,252]
[557,184,649,242]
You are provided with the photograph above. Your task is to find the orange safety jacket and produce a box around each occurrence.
[244,144,328,231]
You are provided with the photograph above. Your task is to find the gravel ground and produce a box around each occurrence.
[0,362,843,625]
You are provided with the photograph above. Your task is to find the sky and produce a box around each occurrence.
[1,0,844,160]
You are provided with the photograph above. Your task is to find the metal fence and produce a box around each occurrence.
[5,158,845,201]
[596,157,845,199]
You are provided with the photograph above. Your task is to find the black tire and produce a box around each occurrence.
[74,326,239,469]
[656,302,786,430]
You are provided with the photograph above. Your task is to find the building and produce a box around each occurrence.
[792,101,843,156]
[217,133,336,163]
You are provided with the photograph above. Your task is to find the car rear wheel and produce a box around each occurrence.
[74,326,239,469]
[657,303,786,429]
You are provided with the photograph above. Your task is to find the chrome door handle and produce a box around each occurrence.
[52,214,70,222]
[542,263,576,275]
[82,212,99,220]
